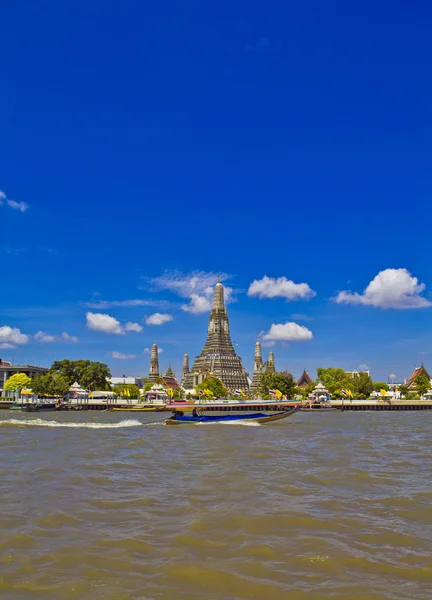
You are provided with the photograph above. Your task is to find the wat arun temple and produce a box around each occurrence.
[181,278,250,391]
[147,278,272,392]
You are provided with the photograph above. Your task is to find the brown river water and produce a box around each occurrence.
[0,411,431,600]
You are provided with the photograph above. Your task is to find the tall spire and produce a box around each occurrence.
[266,350,275,373]
[251,340,264,391]
[214,277,225,310]
[181,353,190,387]
[165,362,175,378]
[148,342,160,382]
[182,278,249,392]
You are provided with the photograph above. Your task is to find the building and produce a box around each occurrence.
[250,340,264,391]
[180,353,190,388]
[0,362,49,395]
[405,364,431,390]
[297,369,313,388]
[148,342,160,382]
[162,365,181,391]
[345,369,370,378]
[110,377,145,389]
[182,277,249,391]
[265,350,276,373]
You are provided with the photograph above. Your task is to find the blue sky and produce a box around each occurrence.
[1,0,431,382]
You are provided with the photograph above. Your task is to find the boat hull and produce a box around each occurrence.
[165,408,299,425]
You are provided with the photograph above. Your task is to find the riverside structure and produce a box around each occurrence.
[182,278,249,391]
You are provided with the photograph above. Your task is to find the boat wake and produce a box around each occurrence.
[0,418,144,429]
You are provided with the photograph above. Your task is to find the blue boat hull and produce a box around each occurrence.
[165,408,299,425]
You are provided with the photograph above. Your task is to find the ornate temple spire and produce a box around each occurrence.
[250,340,264,391]
[266,350,276,373]
[182,278,249,392]
[181,353,190,387]
[165,363,175,378]
[214,276,225,311]
[148,342,160,382]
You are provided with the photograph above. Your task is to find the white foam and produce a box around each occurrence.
[0,418,143,429]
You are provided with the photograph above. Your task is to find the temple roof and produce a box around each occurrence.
[162,376,180,391]
[406,364,431,388]
[164,364,176,378]
[297,369,312,387]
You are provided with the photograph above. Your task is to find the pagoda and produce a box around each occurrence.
[250,340,264,391]
[266,350,275,373]
[163,364,180,391]
[182,277,249,391]
[148,342,160,383]
[180,353,190,388]
[406,364,431,390]
[297,369,312,388]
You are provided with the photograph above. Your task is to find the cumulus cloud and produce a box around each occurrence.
[110,351,136,360]
[181,294,213,314]
[0,325,29,347]
[148,270,234,315]
[358,364,370,372]
[145,313,173,325]
[86,312,124,334]
[0,343,15,349]
[62,332,79,343]
[0,189,29,212]
[124,322,143,332]
[35,331,56,343]
[262,322,313,343]
[144,347,163,354]
[248,276,316,301]
[334,268,431,309]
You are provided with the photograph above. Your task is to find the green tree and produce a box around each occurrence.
[51,359,91,385]
[31,372,70,397]
[373,382,389,392]
[197,377,228,398]
[259,371,298,399]
[4,373,32,393]
[352,372,374,398]
[115,384,140,399]
[398,384,409,397]
[415,374,430,397]
[80,362,112,391]
[316,368,353,396]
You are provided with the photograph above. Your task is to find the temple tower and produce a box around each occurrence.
[182,277,249,391]
[181,353,190,387]
[266,350,275,373]
[250,340,264,391]
[148,342,160,382]
[165,363,176,378]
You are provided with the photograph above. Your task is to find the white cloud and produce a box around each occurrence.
[86,312,124,334]
[145,313,173,325]
[62,332,79,343]
[124,322,143,332]
[262,322,313,343]
[148,270,234,314]
[35,331,56,343]
[0,343,14,349]
[358,364,370,371]
[334,268,431,309]
[248,276,316,301]
[7,200,29,212]
[181,294,213,314]
[0,189,29,212]
[0,325,29,346]
[110,351,136,360]
[84,298,172,309]
[144,347,164,354]
[290,313,313,321]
